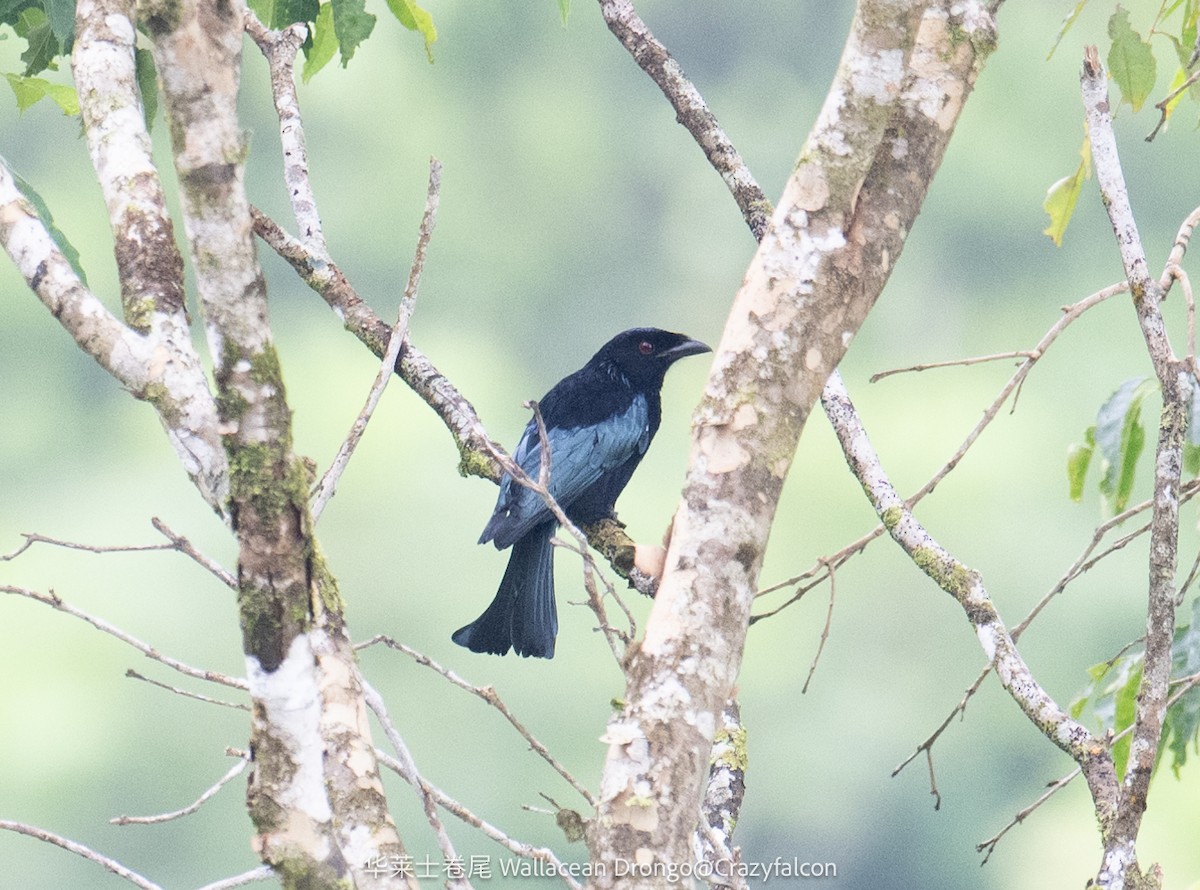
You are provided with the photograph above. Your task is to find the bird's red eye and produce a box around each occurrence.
[639,341,654,355]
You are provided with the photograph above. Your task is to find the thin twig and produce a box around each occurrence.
[800,559,836,693]
[361,680,471,890]
[2,531,174,561]
[977,667,1200,862]
[311,158,442,521]
[0,821,162,890]
[124,669,249,710]
[150,517,237,589]
[195,866,276,890]
[111,755,249,825]
[977,769,1080,864]
[358,635,597,807]
[595,0,772,239]
[1145,67,1200,142]
[1,585,247,690]
[755,281,1128,620]
[869,351,1038,383]
[372,750,584,890]
[892,667,989,783]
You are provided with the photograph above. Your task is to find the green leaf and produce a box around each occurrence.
[252,0,317,29]
[556,0,570,26]
[301,2,337,82]
[1043,134,1090,246]
[1048,0,1090,60]
[134,48,157,131]
[9,165,88,285]
[43,0,74,48]
[1107,6,1157,112]
[1185,443,1200,476]
[1163,599,1200,776]
[15,7,61,76]
[384,0,437,61]
[1074,600,1200,782]
[1093,376,1156,515]
[5,72,78,115]
[331,0,375,67]
[1075,650,1142,780]
[1068,427,1096,502]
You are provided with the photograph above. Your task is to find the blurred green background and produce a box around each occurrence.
[3,1,1199,887]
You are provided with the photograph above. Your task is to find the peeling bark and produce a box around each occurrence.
[587,3,999,884]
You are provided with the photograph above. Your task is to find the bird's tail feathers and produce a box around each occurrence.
[452,524,557,658]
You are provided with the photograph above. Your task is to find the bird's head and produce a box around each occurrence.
[593,327,712,388]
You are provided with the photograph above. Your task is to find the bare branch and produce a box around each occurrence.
[596,0,771,240]
[976,769,1080,864]
[372,751,584,890]
[124,669,249,710]
[821,372,1119,824]
[869,350,1038,383]
[195,867,276,890]
[800,560,836,694]
[111,755,249,825]
[2,531,173,561]
[311,158,442,521]
[361,681,469,890]
[358,635,597,807]
[592,0,998,874]
[0,821,162,890]
[150,517,238,590]
[756,279,1127,621]
[0,160,228,512]
[1,584,247,690]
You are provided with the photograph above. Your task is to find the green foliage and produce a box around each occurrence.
[8,163,88,285]
[556,0,570,26]
[246,0,318,29]
[1043,132,1091,247]
[1107,6,1157,111]
[4,71,76,114]
[330,0,375,66]
[0,0,438,110]
[384,0,437,62]
[302,3,338,82]
[1070,373,1200,509]
[1045,0,1200,243]
[1069,377,1156,515]
[14,7,60,75]
[1072,598,1200,781]
[1067,426,1096,502]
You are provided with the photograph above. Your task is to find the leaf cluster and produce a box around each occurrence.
[1068,375,1200,513]
[1071,598,1200,780]
[1045,1,1200,244]
[246,0,437,79]
[0,0,438,114]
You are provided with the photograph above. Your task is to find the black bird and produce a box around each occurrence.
[452,328,711,658]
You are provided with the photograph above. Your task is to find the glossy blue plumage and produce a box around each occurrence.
[453,327,710,658]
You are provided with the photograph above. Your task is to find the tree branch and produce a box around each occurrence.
[596,0,772,240]
[1082,45,1186,890]
[590,1,1000,880]
[820,372,1120,829]
[0,821,162,890]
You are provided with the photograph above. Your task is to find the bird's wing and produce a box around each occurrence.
[481,396,649,548]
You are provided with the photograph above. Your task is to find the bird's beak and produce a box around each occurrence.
[660,338,712,362]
